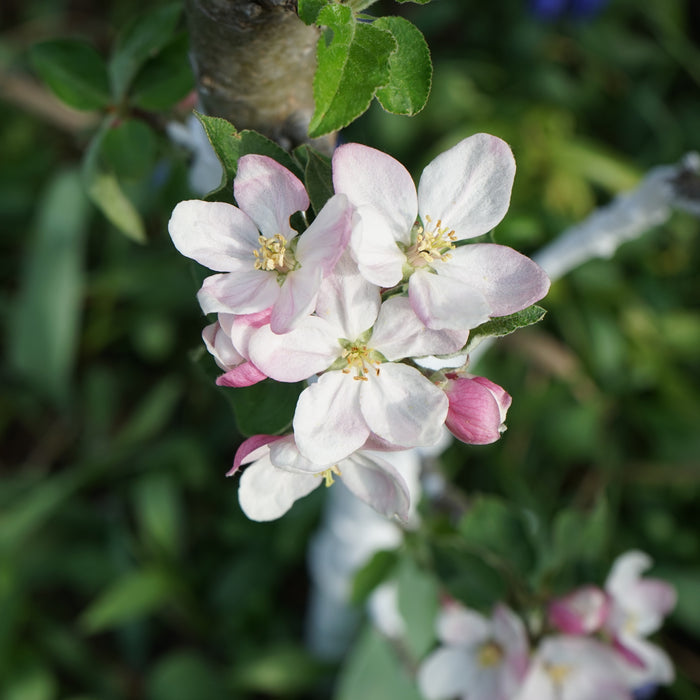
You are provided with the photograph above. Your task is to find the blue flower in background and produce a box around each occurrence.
[530,0,609,19]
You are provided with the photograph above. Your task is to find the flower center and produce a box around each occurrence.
[253,233,296,273]
[477,642,503,668]
[341,344,381,381]
[317,465,342,487]
[405,215,457,268]
[544,662,572,685]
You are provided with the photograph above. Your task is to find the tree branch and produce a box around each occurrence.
[185,0,334,154]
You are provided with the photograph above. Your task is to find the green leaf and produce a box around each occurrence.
[109,3,182,100]
[396,555,439,659]
[147,652,228,700]
[9,170,90,402]
[82,123,146,243]
[129,33,194,111]
[80,569,174,633]
[295,144,334,215]
[100,119,157,180]
[351,550,398,604]
[458,495,535,575]
[465,305,547,352]
[194,113,300,196]
[297,0,329,25]
[133,474,182,559]
[233,646,325,694]
[309,4,396,138]
[395,0,432,3]
[30,39,110,110]
[229,380,305,436]
[334,626,423,700]
[374,17,432,116]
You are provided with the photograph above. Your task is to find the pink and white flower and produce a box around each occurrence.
[230,433,410,522]
[515,636,632,700]
[418,602,529,700]
[548,585,610,636]
[244,255,464,464]
[443,373,512,445]
[332,134,550,331]
[169,154,353,334]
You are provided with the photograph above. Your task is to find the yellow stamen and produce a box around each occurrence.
[317,465,342,487]
[253,233,290,272]
[407,215,457,268]
[477,642,503,668]
[544,662,572,685]
[341,344,381,381]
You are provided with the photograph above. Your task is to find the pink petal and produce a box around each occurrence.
[548,586,610,635]
[269,267,323,334]
[228,308,273,359]
[228,433,286,475]
[295,193,353,275]
[168,200,259,271]
[216,361,267,388]
[445,244,550,317]
[444,375,511,445]
[409,267,491,331]
[339,452,411,521]
[293,372,370,464]
[418,133,516,241]
[234,154,309,238]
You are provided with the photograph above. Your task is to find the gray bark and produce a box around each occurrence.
[185,0,335,154]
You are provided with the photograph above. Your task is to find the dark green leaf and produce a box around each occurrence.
[109,3,182,100]
[129,33,194,111]
[465,305,547,352]
[9,170,90,402]
[351,550,398,604]
[80,569,174,633]
[297,0,329,25]
[335,626,423,700]
[374,17,432,116]
[133,474,183,559]
[229,380,305,436]
[396,555,438,659]
[30,39,110,110]
[100,119,157,180]
[194,113,301,196]
[147,652,228,700]
[309,4,396,138]
[395,0,432,3]
[295,144,334,214]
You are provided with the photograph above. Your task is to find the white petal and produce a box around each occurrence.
[437,603,491,646]
[418,134,516,240]
[293,372,370,464]
[339,452,410,520]
[371,296,469,361]
[269,267,323,334]
[445,244,550,317]
[409,268,491,331]
[247,315,339,382]
[202,320,245,370]
[418,647,475,700]
[238,455,320,521]
[234,154,309,237]
[315,252,381,339]
[295,193,353,275]
[332,143,417,246]
[168,200,259,271]
[197,270,280,315]
[360,363,448,449]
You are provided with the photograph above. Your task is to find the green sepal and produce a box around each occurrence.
[465,305,547,352]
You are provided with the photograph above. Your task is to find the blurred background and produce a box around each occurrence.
[1,0,699,697]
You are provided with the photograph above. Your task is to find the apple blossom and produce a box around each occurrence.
[168,154,353,334]
[418,602,529,700]
[548,585,610,636]
[332,134,550,330]
[230,433,411,522]
[244,254,464,464]
[443,373,512,444]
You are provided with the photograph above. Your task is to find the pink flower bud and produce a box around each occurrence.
[548,585,610,635]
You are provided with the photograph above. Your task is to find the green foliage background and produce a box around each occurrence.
[1,0,699,697]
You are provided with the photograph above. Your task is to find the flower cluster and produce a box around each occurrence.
[169,134,550,521]
[418,551,676,700]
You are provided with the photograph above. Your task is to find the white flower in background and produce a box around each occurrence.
[515,635,632,700]
[604,551,677,689]
[332,134,550,330]
[169,154,353,333]
[418,602,529,700]
[230,433,410,522]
